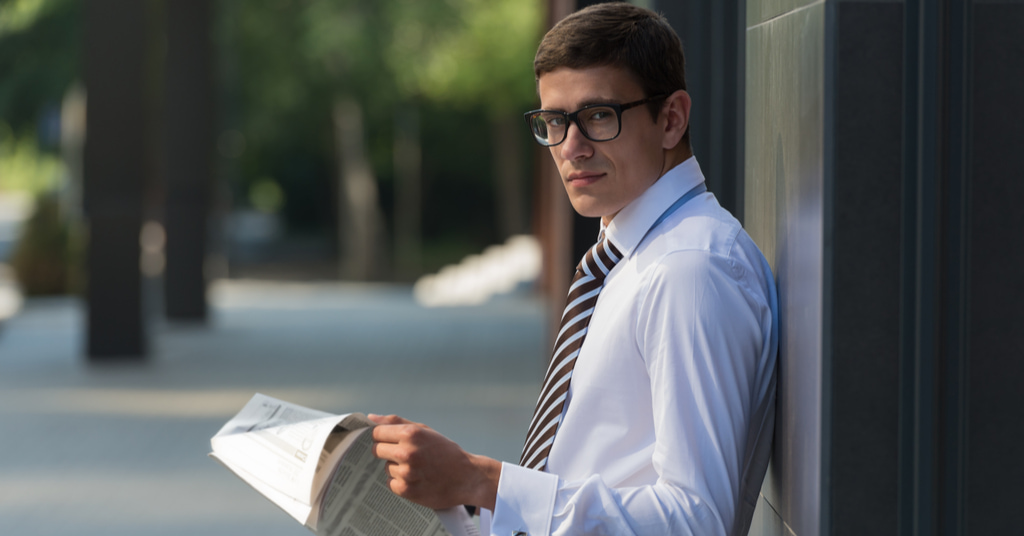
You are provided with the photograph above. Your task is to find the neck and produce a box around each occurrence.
[661,144,693,176]
[601,145,694,227]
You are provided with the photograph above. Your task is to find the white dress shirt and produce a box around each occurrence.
[484,157,778,536]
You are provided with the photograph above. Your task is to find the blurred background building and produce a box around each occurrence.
[0,0,1022,535]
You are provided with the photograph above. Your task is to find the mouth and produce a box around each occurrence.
[566,171,605,186]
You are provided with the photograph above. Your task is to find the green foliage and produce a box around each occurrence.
[0,0,80,134]
[249,177,285,214]
[0,0,50,33]
[387,0,542,116]
[0,0,545,278]
[0,124,65,194]
[300,0,541,113]
[223,0,543,254]
[225,0,543,164]
[222,0,336,154]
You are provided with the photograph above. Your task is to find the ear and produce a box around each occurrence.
[660,89,691,150]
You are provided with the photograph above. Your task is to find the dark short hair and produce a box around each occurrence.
[534,2,687,128]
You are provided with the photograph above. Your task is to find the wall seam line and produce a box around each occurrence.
[746,0,826,30]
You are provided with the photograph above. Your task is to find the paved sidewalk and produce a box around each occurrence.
[0,280,547,536]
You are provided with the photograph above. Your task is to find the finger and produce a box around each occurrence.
[371,423,422,444]
[385,461,414,481]
[367,414,413,425]
[389,476,411,497]
[371,441,406,462]
[371,414,431,430]
[371,424,402,443]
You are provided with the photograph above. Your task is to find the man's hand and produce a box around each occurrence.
[369,414,501,511]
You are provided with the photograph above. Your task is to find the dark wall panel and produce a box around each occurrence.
[968,3,1024,533]
[827,3,903,535]
[660,0,743,218]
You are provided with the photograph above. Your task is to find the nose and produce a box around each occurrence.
[558,120,593,161]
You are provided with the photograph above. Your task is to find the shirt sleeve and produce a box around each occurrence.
[489,248,772,536]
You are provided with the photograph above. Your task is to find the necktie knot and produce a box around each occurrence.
[578,237,622,283]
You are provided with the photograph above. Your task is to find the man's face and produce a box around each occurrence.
[538,65,668,224]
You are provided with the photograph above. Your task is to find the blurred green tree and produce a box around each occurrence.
[383,0,541,251]
[383,0,540,117]
[0,0,80,295]
[0,0,544,281]
[0,0,81,136]
[224,0,542,279]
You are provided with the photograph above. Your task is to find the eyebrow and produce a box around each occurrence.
[577,98,617,108]
[545,98,620,112]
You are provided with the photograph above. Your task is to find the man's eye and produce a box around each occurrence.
[585,109,615,123]
[547,116,566,127]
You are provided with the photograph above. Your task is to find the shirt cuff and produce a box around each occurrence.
[489,462,559,536]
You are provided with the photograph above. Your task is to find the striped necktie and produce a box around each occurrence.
[520,235,623,471]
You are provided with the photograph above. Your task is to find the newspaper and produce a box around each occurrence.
[211,393,479,536]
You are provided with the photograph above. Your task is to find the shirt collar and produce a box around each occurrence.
[601,156,706,259]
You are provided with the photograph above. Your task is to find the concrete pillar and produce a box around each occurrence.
[164,0,214,321]
[82,0,152,359]
[743,2,826,533]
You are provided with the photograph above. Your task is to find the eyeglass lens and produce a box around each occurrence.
[530,106,619,146]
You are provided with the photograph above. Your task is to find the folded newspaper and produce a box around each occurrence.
[210,393,479,536]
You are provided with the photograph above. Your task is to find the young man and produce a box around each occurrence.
[371,4,778,535]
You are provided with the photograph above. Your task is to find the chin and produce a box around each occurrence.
[567,200,613,220]
[567,199,599,218]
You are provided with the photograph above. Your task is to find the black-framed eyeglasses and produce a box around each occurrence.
[524,94,667,147]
